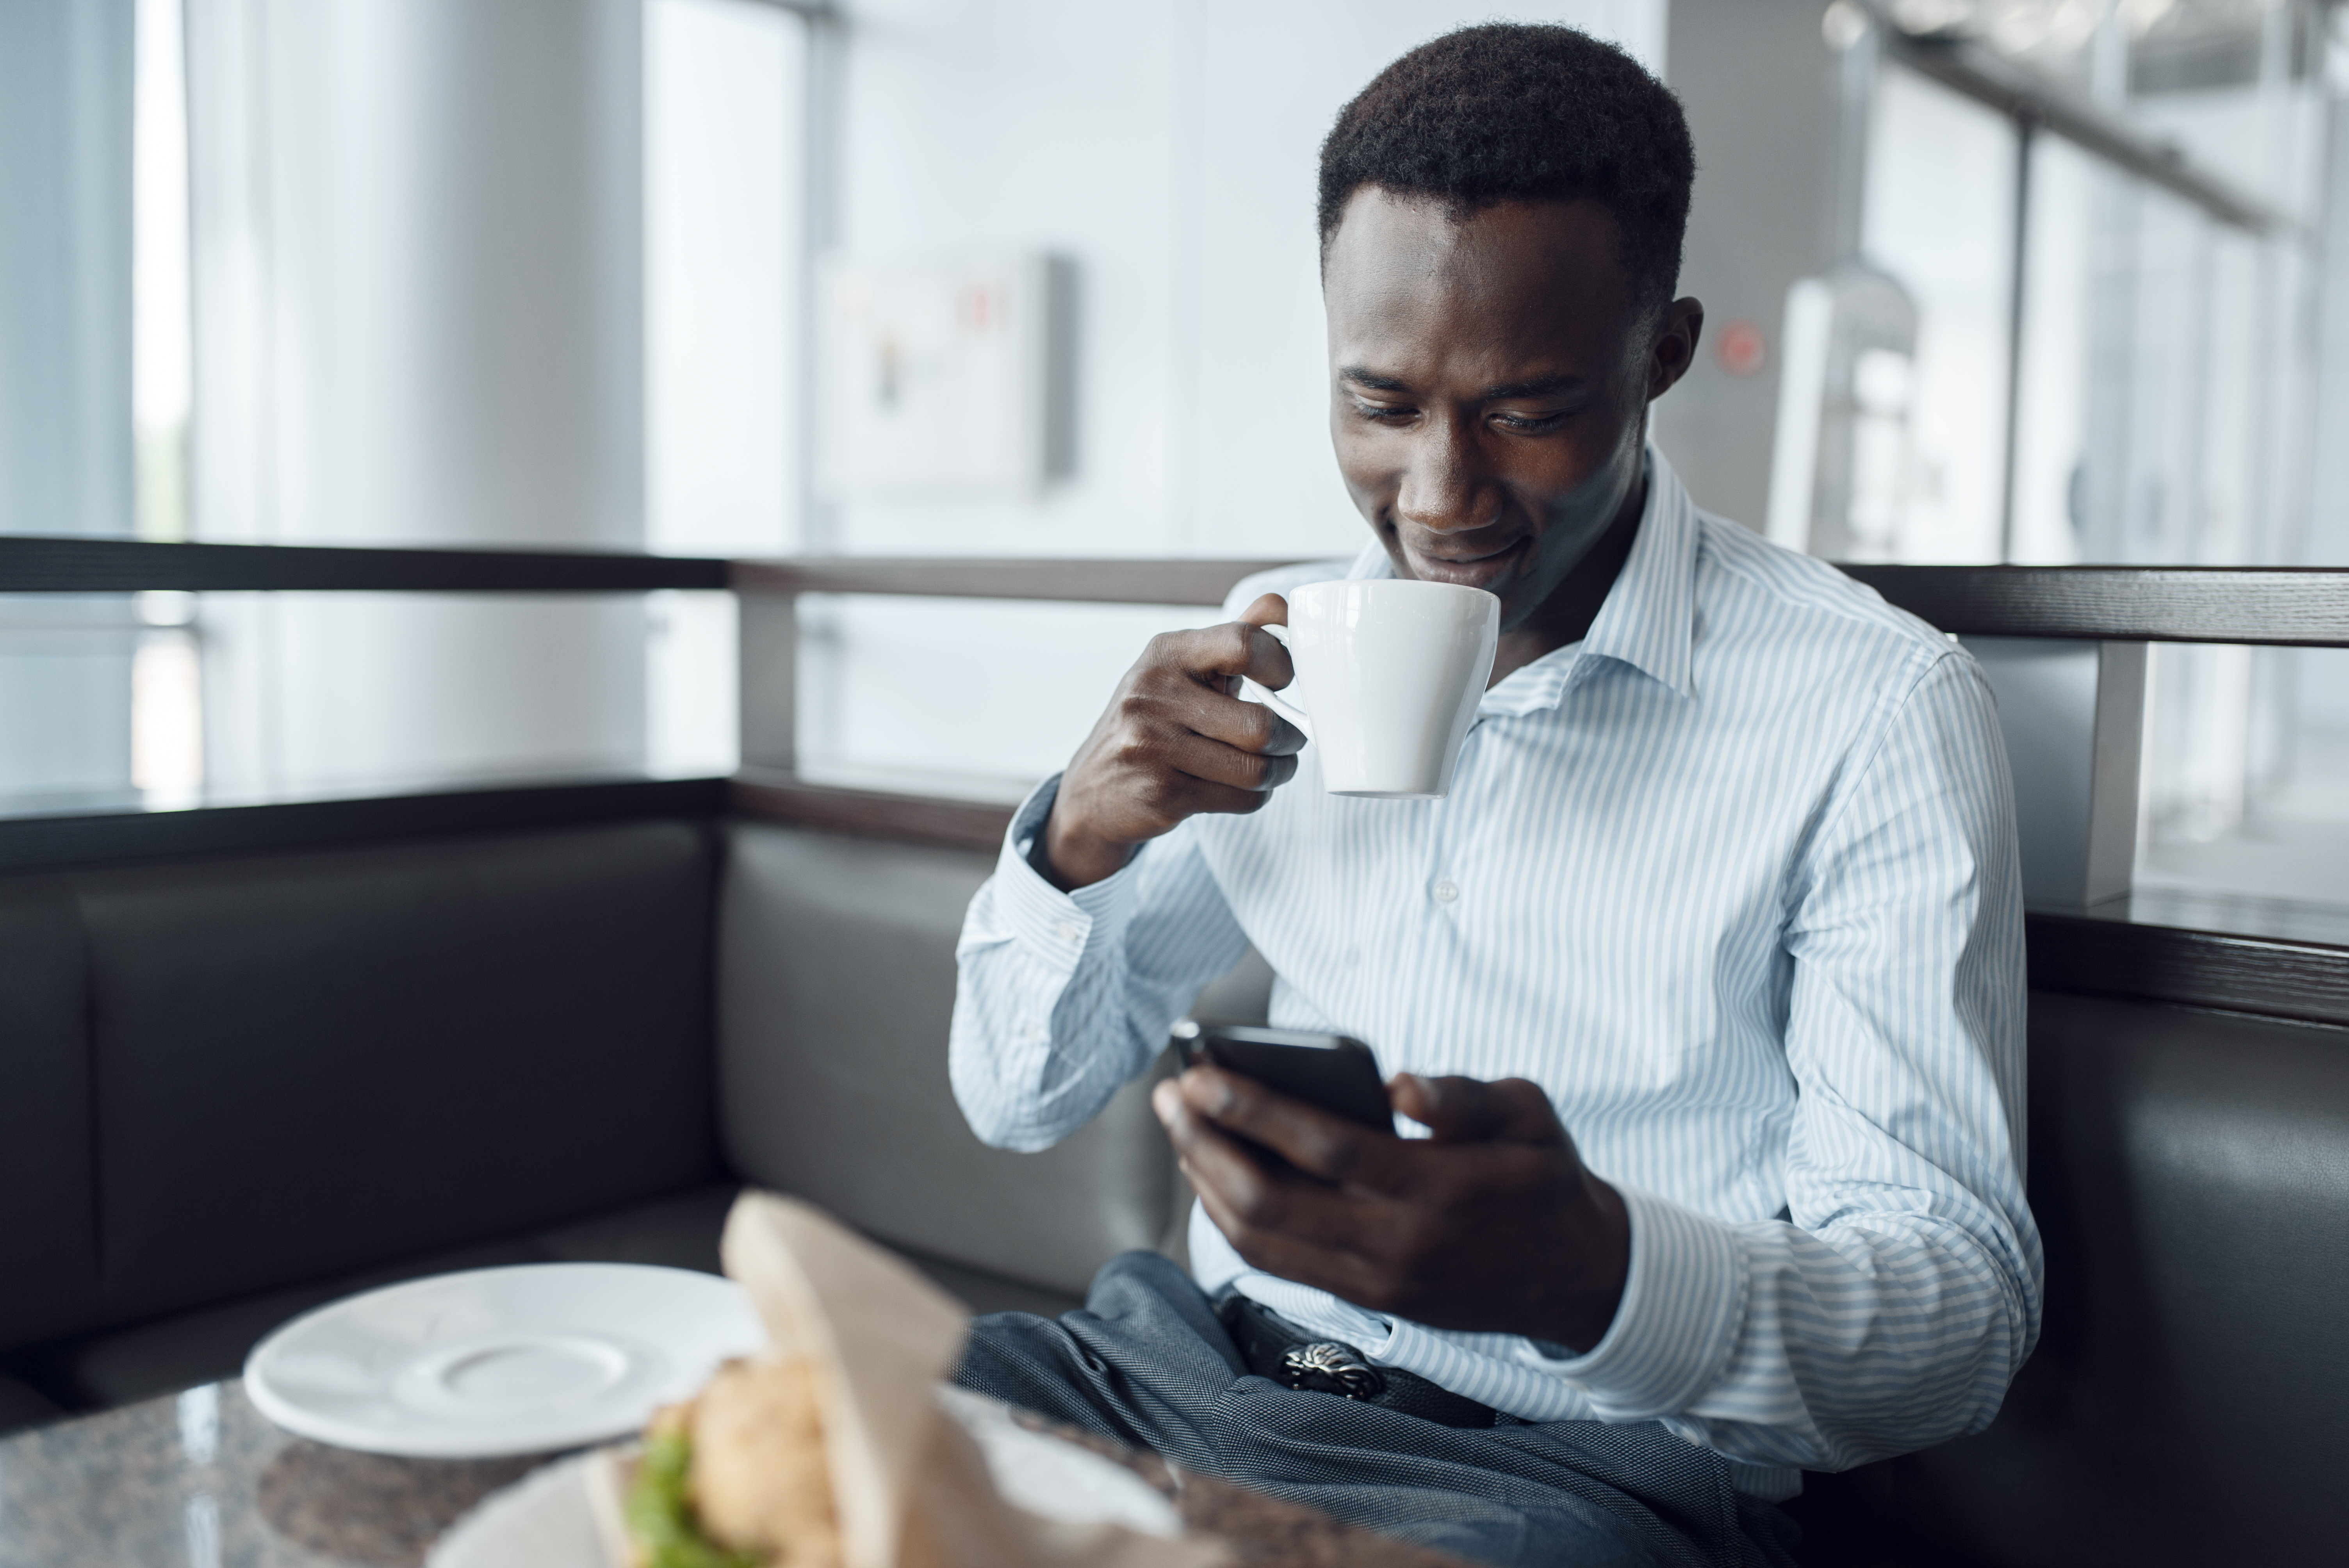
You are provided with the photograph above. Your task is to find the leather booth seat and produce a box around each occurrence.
[1791,991,2349,1566]
[0,818,1231,1418]
[716,825,1272,1296]
[0,822,728,1410]
[4,809,2345,1568]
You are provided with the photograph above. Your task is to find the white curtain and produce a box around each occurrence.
[182,0,651,800]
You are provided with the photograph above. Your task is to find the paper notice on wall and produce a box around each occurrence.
[816,253,1070,501]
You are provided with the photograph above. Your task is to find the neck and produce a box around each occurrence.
[1487,474,1646,687]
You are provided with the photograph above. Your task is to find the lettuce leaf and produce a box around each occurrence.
[624,1428,765,1568]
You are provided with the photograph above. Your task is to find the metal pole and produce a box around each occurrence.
[1831,12,1879,264]
[797,4,843,555]
[2000,116,2036,565]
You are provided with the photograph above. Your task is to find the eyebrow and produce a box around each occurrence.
[1337,367,1585,401]
[1479,372,1584,401]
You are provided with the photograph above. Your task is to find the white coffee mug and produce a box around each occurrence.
[1248,579,1501,799]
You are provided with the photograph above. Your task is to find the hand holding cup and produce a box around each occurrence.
[1041,594,1308,890]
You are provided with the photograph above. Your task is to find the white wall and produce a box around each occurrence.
[647,0,802,560]
[804,0,1666,795]
[642,0,807,777]
[829,0,1662,561]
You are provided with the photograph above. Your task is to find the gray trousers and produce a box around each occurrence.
[952,1251,1800,1568]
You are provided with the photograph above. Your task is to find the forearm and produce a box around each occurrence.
[1694,1211,2035,1470]
[1645,644,2039,1470]
[949,892,1147,1150]
[950,779,1248,1151]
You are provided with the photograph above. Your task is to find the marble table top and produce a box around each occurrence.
[0,1381,1467,1568]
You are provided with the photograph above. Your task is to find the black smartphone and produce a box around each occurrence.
[1169,1021,1393,1131]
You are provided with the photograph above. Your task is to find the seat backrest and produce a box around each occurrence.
[718,823,1199,1296]
[1876,989,2349,1566]
[0,820,722,1352]
[0,877,101,1350]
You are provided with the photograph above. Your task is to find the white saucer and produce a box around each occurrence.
[244,1263,766,1458]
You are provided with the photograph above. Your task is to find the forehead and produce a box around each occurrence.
[1321,189,1640,374]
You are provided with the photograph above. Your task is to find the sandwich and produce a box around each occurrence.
[620,1353,840,1568]
[590,1192,1211,1568]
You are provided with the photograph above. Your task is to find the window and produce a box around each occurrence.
[1798,1,2349,905]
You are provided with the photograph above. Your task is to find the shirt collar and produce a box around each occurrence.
[1574,447,1697,700]
[1340,446,1700,715]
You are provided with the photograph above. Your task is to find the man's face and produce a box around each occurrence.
[1322,189,1686,632]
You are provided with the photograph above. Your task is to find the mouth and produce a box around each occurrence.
[1395,533,1533,592]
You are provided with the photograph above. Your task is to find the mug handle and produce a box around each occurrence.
[1238,622,1312,738]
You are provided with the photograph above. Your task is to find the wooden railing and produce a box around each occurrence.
[11,535,2347,644]
[722,553,2349,1031]
[4,535,2347,1027]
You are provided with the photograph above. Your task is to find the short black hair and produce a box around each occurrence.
[1317,23,1695,312]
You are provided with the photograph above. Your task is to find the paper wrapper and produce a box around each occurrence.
[595,1191,1222,1568]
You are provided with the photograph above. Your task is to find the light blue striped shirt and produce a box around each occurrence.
[951,453,2041,1500]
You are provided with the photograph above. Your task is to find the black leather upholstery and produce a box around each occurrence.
[0,878,100,1351]
[719,824,1183,1296]
[6,1182,740,1416]
[74,821,722,1327]
[0,816,1095,1436]
[0,1371,60,1436]
[11,808,2347,1568]
[1796,990,2349,1567]
[0,821,722,1362]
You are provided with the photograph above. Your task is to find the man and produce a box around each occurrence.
[949,23,2040,1568]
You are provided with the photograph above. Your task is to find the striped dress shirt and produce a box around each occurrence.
[950,453,2042,1500]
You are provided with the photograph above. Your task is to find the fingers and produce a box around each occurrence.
[1162,724,1301,795]
[1153,1077,1347,1218]
[1189,1178,1390,1307]
[1160,615,1296,697]
[1389,1074,1566,1147]
[1123,736,1296,816]
[1151,1078,1390,1295]
[1048,606,1312,864]
[1125,624,1304,759]
[1189,688,1308,759]
[1170,1065,1409,1195]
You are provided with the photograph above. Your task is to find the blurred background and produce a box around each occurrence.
[2,0,2343,904]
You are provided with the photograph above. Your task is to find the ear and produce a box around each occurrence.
[1645,297,1705,402]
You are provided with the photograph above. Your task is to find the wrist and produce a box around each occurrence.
[1542,1177,1631,1352]
[1039,808,1135,891]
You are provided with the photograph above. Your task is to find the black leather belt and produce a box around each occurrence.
[1216,1292,1510,1429]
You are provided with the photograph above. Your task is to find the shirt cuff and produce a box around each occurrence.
[989,773,1142,975]
[1525,1184,1748,1420]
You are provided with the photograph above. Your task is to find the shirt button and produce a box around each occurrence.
[1433,880,1458,904]
[1054,921,1081,944]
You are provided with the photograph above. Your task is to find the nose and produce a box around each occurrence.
[1392,412,1495,540]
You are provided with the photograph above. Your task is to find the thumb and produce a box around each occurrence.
[1238,592,1289,629]
[1390,1074,1565,1146]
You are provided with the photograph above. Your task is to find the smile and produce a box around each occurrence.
[1398,533,1533,590]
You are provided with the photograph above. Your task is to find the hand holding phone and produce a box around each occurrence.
[1169,1021,1394,1131]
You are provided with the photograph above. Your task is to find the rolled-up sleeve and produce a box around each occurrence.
[950,775,1251,1151]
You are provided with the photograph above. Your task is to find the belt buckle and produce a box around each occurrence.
[1278,1340,1386,1401]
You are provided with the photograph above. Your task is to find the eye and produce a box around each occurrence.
[1492,410,1568,434]
[1351,400,1415,424]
